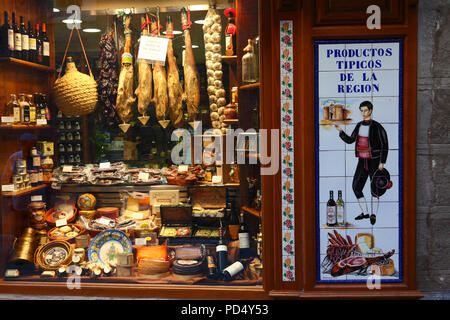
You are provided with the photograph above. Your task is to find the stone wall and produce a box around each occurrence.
[416,0,450,293]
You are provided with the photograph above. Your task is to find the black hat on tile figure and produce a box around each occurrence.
[371,168,393,198]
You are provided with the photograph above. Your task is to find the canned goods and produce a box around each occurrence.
[67,144,73,152]
[15,159,27,175]
[12,174,23,184]
[29,201,47,228]
[66,132,73,141]
[65,121,72,130]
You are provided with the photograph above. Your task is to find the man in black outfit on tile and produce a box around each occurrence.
[335,101,389,225]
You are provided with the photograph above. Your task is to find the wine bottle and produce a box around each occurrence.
[10,94,20,124]
[28,20,36,62]
[41,22,49,66]
[227,206,240,241]
[18,93,29,124]
[12,12,21,59]
[20,16,28,61]
[27,94,36,124]
[336,190,345,226]
[224,8,236,56]
[35,23,43,64]
[238,212,253,259]
[206,249,219,280]
[326,190,337,227]
[215,221,228,273]
[41,93,51,122]
[221,259,248,282]
[1,11,14,57]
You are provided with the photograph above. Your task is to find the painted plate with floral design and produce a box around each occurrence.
[88,229,132,266]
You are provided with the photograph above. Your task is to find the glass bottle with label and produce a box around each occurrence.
[18,94,30,124]
[35,23,43,64]
[20,16,28,61]
[336,190,345,226]
[6,94,20,124]
[224,8,237,56]
[221,259,249,282]
[216,221,228,273]
[41,94,51,122]
[27,94,36,124]
[206,248,219,280]
[1,11,14,57]
[242,39,257,84]
[326,190,337,227]
[238,212,253,259]
[28,20,36,63]
[41,23,49,66]
[12,12,21,59]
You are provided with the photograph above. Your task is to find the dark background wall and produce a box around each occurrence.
[416,0,450,298]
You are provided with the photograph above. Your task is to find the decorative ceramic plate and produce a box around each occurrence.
[88,229,132,266]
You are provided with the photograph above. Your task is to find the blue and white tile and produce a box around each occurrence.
[371,42,400,70]
[371,96,400,124]
[371,69,400,97]
[318,71,346,98]
[319,124,346,151]
[319,150,346,177]
[317,43,346,72]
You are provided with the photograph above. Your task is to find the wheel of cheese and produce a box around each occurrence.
[77,193,96,210]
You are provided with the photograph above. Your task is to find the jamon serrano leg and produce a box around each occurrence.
[181,8,200,123]
[166,16,184,128]
[135,15,152,121]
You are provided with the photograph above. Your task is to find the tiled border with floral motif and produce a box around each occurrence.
[280,20,295,282]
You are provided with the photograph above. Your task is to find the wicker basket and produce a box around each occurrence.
[53,56,98,117]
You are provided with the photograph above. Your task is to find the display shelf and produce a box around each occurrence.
[0,124,51,130]
[1,183,47,197]
[221,55,237,64]
[239,82,260,90]
[241,206,260,218]
[0,57,54,72]
[223,119,239,125]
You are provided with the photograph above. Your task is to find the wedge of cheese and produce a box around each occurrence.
[355,233,375,254]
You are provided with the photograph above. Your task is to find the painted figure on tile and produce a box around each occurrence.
[334,101,388,225]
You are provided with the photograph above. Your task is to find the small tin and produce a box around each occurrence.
[75,143,81,152]
[68,155,74,163]
[12,174,23,184]
[15,160,27,175]
[74,131,81,140]
[59,133,66,141]
[117,252,133,267]
[58,143,65,153]
[66,132,73,141]
[66,143,73,152]
[65,121,72,130]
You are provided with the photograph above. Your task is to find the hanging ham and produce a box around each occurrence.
[135,16,152,118]
[181,8,200,122]
[166,16,184,128]
[150,16,169,121]
[116,14,135,127]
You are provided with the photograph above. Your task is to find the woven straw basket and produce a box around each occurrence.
[53,56,98,117]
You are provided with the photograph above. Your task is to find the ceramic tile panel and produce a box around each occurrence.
[280,20,295,282]
[315,40,403,283]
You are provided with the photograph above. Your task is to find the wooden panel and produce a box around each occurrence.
[315,0,404,26]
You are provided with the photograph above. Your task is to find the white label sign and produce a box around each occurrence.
[138,171,149,182]
[137,35,169,65]
[36,119,47,125]
[62,165,73,172]
[178,165,188,172]
[2,185,15,192]
[31,195,43,202]
[1,116,14,123]
[55,218,68,227]
[135,238,147,246]
[99,162,111,169]
[212,175,222,184]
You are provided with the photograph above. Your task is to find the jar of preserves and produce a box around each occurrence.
[29,201,47,229]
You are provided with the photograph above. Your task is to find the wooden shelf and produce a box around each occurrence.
[0,57,54,72]
[223,119,239,125]
[239,82,260,90]
[1,183,48,197]
[242,206,261,217]
[221,55,237,64]
[0,124,51,130]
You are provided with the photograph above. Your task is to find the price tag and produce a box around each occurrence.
[31,195,43,202]
[1,116,14,124]
[62,165,73,172]
[55,218,68,227]
[138,171,150,182]
[212,175,222,184]
[1,185,15,192]
[36,119,47,125]
[133,212,144,220]
[97,217,112,226]
[99,162,111,169]
[135,238,147,246]
[178,165,188,172]
[137,35,169,64]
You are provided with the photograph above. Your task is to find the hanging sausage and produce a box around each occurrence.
[116,13,135,133]
[203,6,226,133]
[135,14,153,125]
[180,8,200,124]
[166,16,184,129]
[97,31,120,128]
[150,15,169,127]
